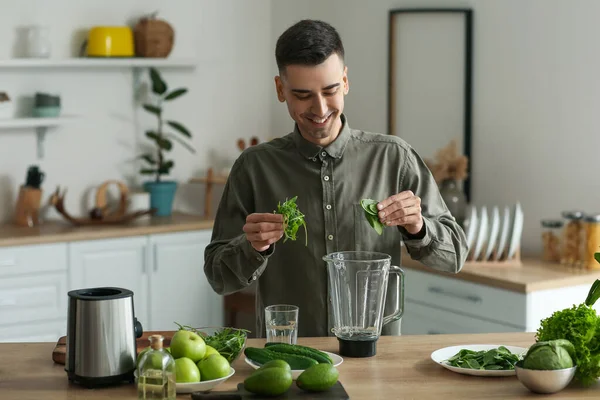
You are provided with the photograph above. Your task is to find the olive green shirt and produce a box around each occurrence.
[204,115,468,338]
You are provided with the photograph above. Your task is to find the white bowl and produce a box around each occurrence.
[244,351,343,380]
[515,364,576,394]
[135,367,235,394]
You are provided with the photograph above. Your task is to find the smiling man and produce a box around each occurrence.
[204,20,468,338]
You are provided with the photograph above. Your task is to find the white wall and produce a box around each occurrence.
[272,0,600,256]
[0,0,273,222]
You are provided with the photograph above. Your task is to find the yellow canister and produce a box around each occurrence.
[86,26,134,57]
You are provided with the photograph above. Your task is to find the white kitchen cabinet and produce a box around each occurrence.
[0,242,69,342]
[148,230,223,331]
[401,267,599,335]
[68,237,149,327]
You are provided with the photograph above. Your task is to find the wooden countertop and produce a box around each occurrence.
[402,248,600,293]
[0,213,214,247]
[2,332,599,399]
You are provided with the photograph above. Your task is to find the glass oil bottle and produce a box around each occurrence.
[137,334,176,400]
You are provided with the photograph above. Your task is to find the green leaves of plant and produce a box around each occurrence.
[275,196,308,246]
[585,279,600,307]
[166,120,191,138]
[445,346,521,371]
[150,67,167,95]
[141,67,192,181]
[164,88,187,101]
[360,198,384,235]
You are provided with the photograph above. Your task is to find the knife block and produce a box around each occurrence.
[14,186,42,227]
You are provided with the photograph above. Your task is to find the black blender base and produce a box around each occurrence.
[338,337,378,357]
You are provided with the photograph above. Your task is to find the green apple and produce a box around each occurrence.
[203,345,219,359]
[170,330,206,362]
[136,346,151,369]
[198,354,230,381]
[175,357,201,383]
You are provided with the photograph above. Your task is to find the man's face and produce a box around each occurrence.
[275,54,349,146]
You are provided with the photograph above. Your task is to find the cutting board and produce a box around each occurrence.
[190,382,349,400]
[52,331,173,365]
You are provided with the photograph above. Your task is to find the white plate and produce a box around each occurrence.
[494,206,511,260]
[507,202,524,260]
[431,344,527,377]
[244,351,343,380]
[465,205,478,250]
[135,367,235,394]
[484,206,500,261]
[472,206,488,260]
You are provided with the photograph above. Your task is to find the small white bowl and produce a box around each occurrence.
[135,367,235,394]
[515,364,577,394]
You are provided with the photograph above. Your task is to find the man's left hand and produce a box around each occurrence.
[377,191,423,235]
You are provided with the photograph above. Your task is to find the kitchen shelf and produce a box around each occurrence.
[0,116,79,158]
[0,58,197,69]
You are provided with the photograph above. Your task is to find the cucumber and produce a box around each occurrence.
[265,342,333,364]
[245,347,318,370]
[263,343,332,364]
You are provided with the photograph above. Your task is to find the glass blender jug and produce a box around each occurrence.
[323,251,404,357]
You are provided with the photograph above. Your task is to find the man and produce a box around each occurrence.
[204,19,468,338]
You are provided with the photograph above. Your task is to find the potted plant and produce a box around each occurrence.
[140,67,195,216]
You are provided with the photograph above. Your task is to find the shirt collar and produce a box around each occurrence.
[292,114,352,160]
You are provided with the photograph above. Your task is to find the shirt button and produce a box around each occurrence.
[321,152,327,157]
[312,158,316,162]
[328,235,334,240]
[324,176,330,181]
[326,204,332,210]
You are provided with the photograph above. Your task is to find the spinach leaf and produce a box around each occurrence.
[360,198,385,235]
[444,347,522,371]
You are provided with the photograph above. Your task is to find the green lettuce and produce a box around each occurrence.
[535,279,600,385]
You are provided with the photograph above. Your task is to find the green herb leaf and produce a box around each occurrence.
[360,198,385,235]
[149,68,167,95]
[585,279,600,306]
[174,322,249,363]
[595,252,600,265]
[274,196,308,246]
[164,88,187,101]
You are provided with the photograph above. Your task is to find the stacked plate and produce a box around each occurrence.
[464,203,524,262]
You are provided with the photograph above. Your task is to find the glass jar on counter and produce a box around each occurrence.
[582,213,600,270]
[541,219,563,263]
[560,211,585,267]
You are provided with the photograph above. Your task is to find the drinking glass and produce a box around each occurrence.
[264,304,298,344]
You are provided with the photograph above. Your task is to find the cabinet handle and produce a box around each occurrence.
[427,286,482,304]
[428,330,443,335]
[141,247,146,274]
[0,259,16,268]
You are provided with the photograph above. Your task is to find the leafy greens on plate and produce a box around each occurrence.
[445,346,522,370]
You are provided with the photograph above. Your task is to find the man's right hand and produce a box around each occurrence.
[243,213,284,252]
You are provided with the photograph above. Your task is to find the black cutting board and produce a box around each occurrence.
[190,381,349,399]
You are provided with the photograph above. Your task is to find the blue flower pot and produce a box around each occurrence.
[143,180,177,217]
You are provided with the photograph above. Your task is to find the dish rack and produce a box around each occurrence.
[463,203,524,267]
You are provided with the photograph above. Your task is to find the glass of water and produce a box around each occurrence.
[265,304,299,344]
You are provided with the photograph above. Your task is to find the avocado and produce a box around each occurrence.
[244,367,292,396]
[296,363,339,392]
[259,359,291,372]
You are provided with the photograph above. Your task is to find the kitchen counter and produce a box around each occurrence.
[402,248,600,293]
[2,332,599,399]
[0,212,214,247]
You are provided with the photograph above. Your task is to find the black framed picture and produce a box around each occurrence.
[388,8,473,201]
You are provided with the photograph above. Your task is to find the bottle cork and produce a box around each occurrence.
[149,334,165,350]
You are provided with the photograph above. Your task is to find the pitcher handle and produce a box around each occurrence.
[382,265,404,326]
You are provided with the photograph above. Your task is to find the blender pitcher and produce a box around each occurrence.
[323,251,404,357]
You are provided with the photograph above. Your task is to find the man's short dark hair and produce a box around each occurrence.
[275,19,345,73]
